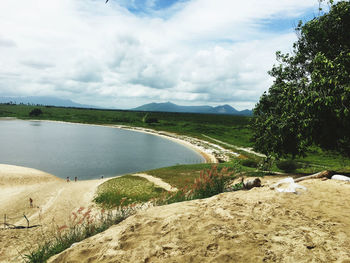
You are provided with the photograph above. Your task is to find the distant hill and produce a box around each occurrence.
[0,96,96,108]
[132,102,252,116]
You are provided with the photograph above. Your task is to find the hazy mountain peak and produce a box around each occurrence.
[132,102,252,116]
[0,96,97,108]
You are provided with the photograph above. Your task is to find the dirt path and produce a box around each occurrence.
[0,164,107,263]
[201,134,266,157]
[132,173,178,192]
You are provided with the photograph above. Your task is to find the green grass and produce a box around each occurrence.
[94,175,166,208]
[295,147,350,173]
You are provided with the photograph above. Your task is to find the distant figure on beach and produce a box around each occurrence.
[74,176,77,182]
[67,176,70,182]
[29,198,33,208]
[101,176,104,179]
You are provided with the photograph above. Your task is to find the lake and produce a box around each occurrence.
[0,119,205,179]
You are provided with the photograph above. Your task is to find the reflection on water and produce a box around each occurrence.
[0,120,204,179]
[29,121,42,127]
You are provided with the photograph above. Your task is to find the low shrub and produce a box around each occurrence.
[190,166,232,199]
[276,159,301,173]
[156,166,234,205]
[231,181,244,191]
[29,108,43,117]
[240,159,258,168]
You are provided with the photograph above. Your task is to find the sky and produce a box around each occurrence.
[0,0,324,110]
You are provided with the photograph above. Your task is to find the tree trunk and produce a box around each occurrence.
[294,170,334,182]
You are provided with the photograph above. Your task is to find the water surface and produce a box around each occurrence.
[0,120,204,179]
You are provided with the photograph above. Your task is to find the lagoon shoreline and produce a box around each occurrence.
[1,118,222,167]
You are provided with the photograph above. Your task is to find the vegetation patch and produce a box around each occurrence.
[146,162,242,189]
[94,175,165,208]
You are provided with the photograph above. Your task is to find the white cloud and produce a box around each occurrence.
[0,0,320,110]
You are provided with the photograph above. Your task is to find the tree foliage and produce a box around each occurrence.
[252,1,350,158]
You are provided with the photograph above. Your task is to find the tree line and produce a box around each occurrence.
[252,1,350,158]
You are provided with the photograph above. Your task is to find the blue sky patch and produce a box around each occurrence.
[258,9,319,34]
[118,0,188,16]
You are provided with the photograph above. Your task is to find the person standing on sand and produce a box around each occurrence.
[67,176,70,182]
[29,197,33,208]
[74,176,77,182]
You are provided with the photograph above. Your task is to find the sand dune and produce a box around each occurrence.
[2,164,350,263]
[48,178,350,263]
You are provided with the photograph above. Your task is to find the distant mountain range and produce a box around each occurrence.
[132,102,252,116]
[0,96,96,108]
[0,97,253,116]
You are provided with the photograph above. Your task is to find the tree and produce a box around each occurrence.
[29,108,43,117]
[252,1,350,158]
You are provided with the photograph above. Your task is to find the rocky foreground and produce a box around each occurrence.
[49,178,350,263]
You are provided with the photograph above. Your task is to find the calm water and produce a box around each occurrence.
[0,120,204,179]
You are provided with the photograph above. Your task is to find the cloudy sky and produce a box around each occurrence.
[0,0,323,110]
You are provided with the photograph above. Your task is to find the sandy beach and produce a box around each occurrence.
[0,164,109,262]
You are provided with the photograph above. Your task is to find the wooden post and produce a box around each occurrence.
[23,214,29,228]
